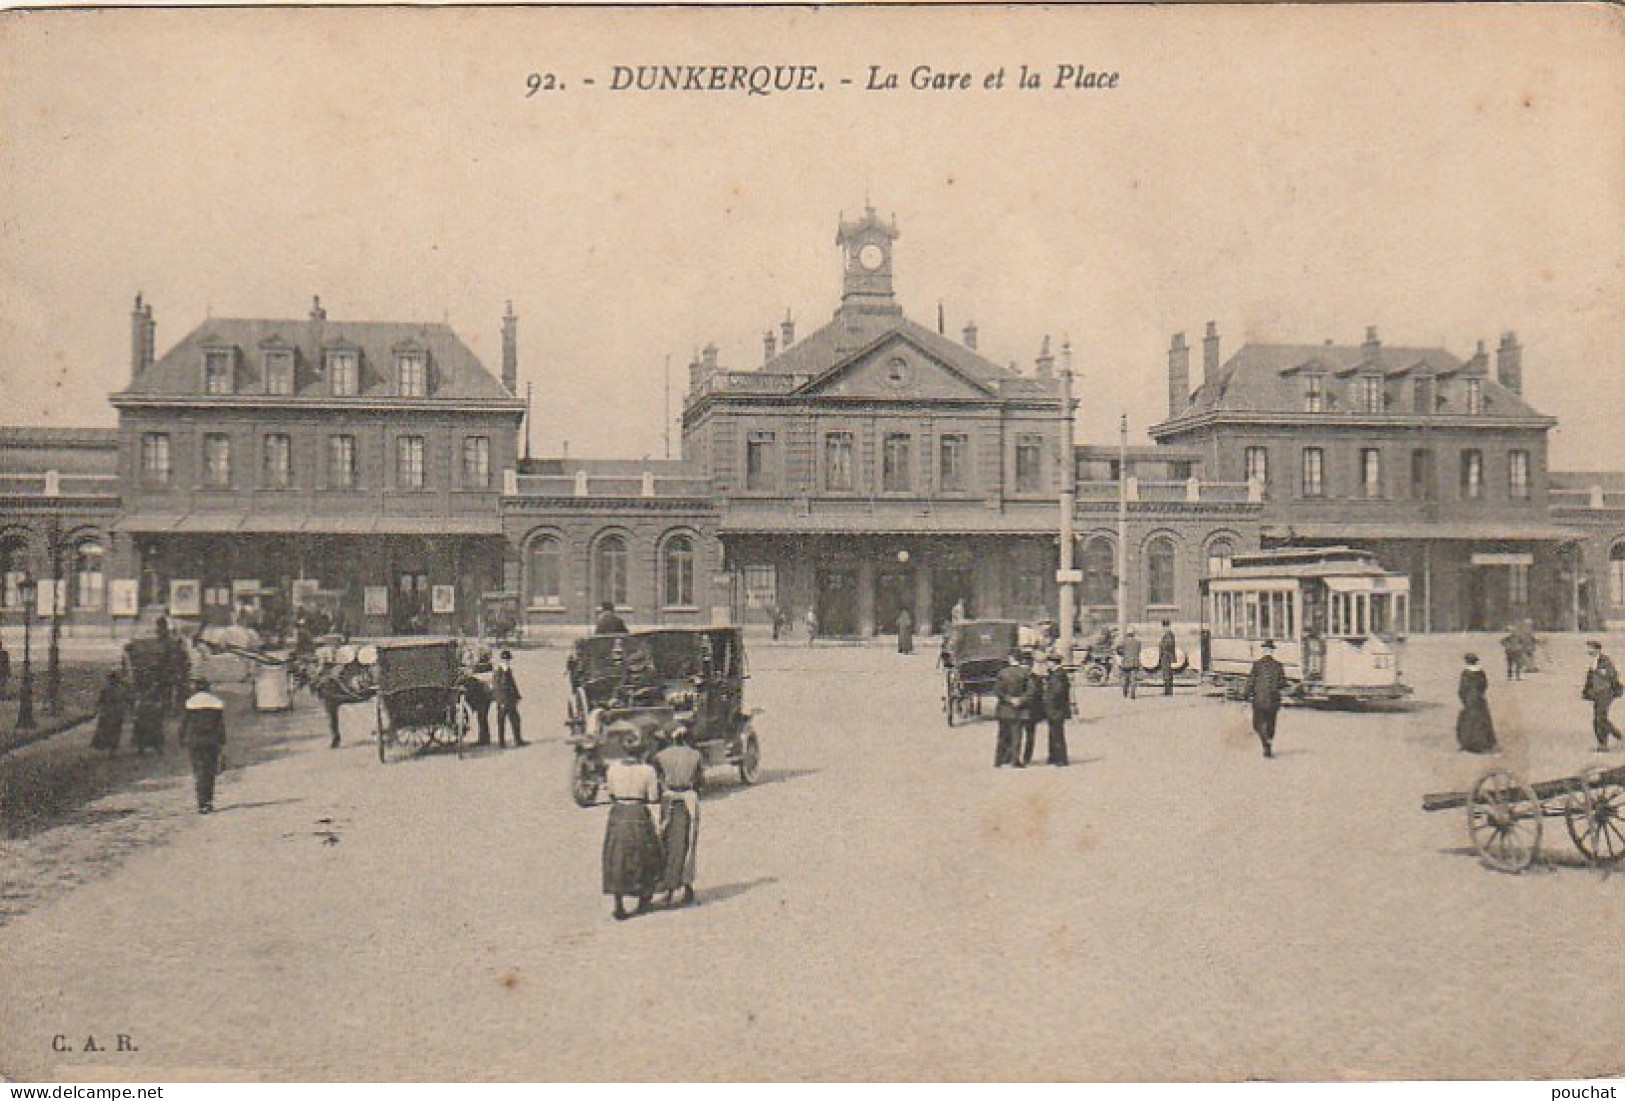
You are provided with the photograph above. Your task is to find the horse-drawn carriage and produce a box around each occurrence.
[1423,763,1625,873]
[941,619,1021,725]
[373,639,467,762]
[565,627,762,807]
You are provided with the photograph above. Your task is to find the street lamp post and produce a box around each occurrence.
[1056,338,1078,658]
[1116,413,1129,642]
[46,511,63,714]
[15,572,36,732]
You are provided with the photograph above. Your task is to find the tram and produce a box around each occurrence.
[1200,546,1413,703]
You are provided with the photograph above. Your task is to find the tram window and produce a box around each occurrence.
[1354,594,1367,636]
[1259,593,1274,639]
[1370,595,1388,636]
[1285,594,1296,639]
[1243,593,1259,639]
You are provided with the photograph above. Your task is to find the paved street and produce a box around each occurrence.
[2,634,1623,1082]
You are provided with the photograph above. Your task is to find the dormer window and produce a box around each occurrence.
[1355,374,1383,414]
[397,352,428,397]
[1304,374,1325,413]
[264,349,294,395]
[1465,377,1483,415]
[327,349,359,396]
[203,349,234,395]
[1413,375,1435,414]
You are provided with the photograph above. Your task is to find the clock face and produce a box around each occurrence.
[858,243,886,272]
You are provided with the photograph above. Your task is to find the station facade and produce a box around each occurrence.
[2,209,1622,639]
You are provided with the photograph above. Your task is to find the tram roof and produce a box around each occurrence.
[1210,545,1402,581]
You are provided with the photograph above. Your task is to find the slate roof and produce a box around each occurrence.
[1173,341,1546,420]
[761,311,1019,386]
[116,317,515,402]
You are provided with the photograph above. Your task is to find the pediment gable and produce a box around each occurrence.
[794,333,995,400]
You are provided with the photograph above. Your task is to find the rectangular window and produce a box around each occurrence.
[328,435,356,489]
[1509,450,1530,500]
[1509,563,1529,605]
[1301,447,1324,498]
[203,350,233,394]
[1411,449,1435,501]
[745,431,775,491]
[882,433,912,493]
[264,351,294,395]
[1357,375,1383,413]
[462,436,490,487]
[1015,434,1044,493]
[396,435,426,489]
[1466,378,1484,415]
[262,433,292,489]
[824,431,854,492]
[1305,375,1324,413]
[1611,556,1625,607]
[1361,448,1382,499]
[327,351,359,396]
[140,432,171,486]
[1244,446,1269,486]
[398,354,427,398]
[742,565,778,611]
[203,434,231,488]
[1413,376,1434,414]
[1461,449,1482,500]
[939,433,968,492]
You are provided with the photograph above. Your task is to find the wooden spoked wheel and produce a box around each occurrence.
[737,729,762,785]
[1467,770,1543,874]
[1564,769,1625,866]
[571,753,600,808]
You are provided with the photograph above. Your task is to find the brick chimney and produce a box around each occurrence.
[1362,324,1381,362]
[763,329,777,365]
[1035,335,1055,380]
[310,295,327,322]
[1168,331,1190,417]
[702,343,719,371]
[962,321,979,350]
[1467,339,1489,374]
[1497,331,1522,394]
[780,311,795,350]
[1202,320,1220,380]
[130,293,152,381]
[501,301,518,394]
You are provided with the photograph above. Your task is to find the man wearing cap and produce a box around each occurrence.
[654,725,705,908]
[1158,620,1179,696]
[1581,640,1622,751]
[1018,651,1048,766]
[993,649,1033,768]
[492,649,526,747]
[1118,628,1143,700]
[1244,640,1287,759]
[179,677,227,813]
[1041,651,1072,766]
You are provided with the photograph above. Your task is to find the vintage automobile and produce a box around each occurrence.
[565,627,762,807]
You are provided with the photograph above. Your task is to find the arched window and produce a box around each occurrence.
[594,534,628,610]
[1206,537,1235,577]
[663,535,696,608]
[1610,541,1625,607]
[73,540,105,610]
[1082,536,1116,607]
[1,537,26,610]
[1146,536,1177,607]
[527,535,562,608]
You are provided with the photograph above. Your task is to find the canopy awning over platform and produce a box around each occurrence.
[113,512,502,536]
[1264,522,1588,543]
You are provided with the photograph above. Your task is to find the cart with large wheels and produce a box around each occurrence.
[941,619,1021,725]
[1422,763,1625,873]
[373,639,467,763]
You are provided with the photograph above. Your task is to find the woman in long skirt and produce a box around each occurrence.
[90,670,128,755]
[654,726,704,907]
[1455,652,1498,754]
[601,733,663,921]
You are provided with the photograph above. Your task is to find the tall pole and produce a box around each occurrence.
[15,575,35,731]
[1116,412,1129,641]
[523,382,534,462]
[663,354,672,460]
[46,511,62,714]
[1057,338,1078,657]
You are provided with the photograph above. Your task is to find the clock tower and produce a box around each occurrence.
[835,205,903,322]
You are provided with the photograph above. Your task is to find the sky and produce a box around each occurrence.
[1,4,1620,468]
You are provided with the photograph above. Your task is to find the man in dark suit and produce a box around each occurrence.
[1118,628,1143,699]
[1017,652,1046,766]
[492,649,526,747]
[1581,640,1622,751]
[993,650,1032,768]
[179,676,227,814]
[1158,620,1178,696]
[594,602,629,635]
[1041,653,1071,766]
[462,659,493,747]
[1244,639,1287,759]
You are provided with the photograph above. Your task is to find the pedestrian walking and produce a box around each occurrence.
[594,601,629,635]
[1041,652,1071,766]
[805,607,819,648]
[492,649,526,747]
[1018,651,1045,765]
[1581,640,1622,752]
[0,640,10,700]
[462,664,493,746]
[1158,620,1178,696]
[90,669,128,755]
[179,677,226,814]
[654,725,704,908]
[1455,652,1498,754]
[1244,639,1286,759]
[896,607,914,655]
[602,731,663,921]
[1118,628,1143,699]
[950,598,966,626]
[770,605,786,641]
[1498,625,1524,681]
[993,649,1032,768]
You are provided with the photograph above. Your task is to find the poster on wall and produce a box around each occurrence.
[363,586,389,617]
[431,584,456,615]
[108,579,139,617]
[168,578,202,618]
[290,578,320,606]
